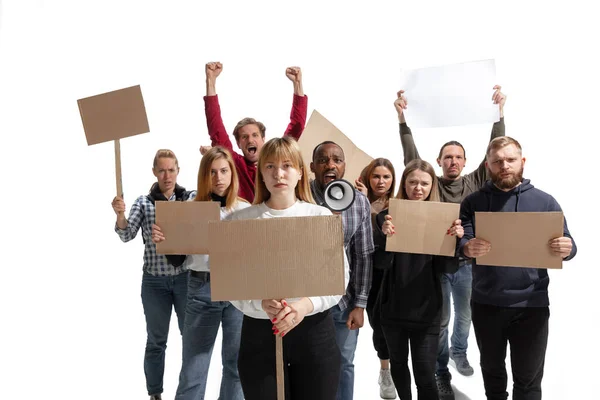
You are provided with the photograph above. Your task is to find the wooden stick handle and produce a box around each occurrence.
[114,139,123,197]
[276,335,285,400]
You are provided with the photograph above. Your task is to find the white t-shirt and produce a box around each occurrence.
[183,199,251,272]
[226,200,350,319]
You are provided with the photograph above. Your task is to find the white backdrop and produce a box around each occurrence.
[1,1,597,399]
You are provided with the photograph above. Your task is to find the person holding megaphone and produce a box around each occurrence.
[309,141,375,400]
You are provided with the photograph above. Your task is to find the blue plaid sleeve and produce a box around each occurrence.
[115,195,146,242]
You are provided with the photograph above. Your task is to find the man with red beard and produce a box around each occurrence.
[396,86,506,400]
[202,61,307,203]
[458,136,577,400]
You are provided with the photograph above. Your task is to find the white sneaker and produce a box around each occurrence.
[378,368,397,399]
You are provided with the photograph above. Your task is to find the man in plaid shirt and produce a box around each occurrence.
[310,141,374,400]
[112,150,196,400]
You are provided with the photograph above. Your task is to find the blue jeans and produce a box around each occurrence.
[436,262,472,376]
[175,273,244,400]
[141,271,188,396]
[331,304,360,400]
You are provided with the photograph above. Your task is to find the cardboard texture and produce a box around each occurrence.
[276,336,284,400]
[475,212,564,269]
[208,215,345,301]
[155,201,221,255]
[113,139,123,197]
[77,85,150,146]
[385,198,460,257]
[299,110,373,183]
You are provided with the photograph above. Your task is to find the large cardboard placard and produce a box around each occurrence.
[385,198,460,257]
[299,110,373,184]
[209,215,345,301]
[475,212,564,269]
[77,85,150,146]
[155,201,221,255]
[78,84,150,197]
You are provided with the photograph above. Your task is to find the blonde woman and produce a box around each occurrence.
[373,159,462,400]
[228,136,350,400]
[112,149,195,400]
[152,146,249,400]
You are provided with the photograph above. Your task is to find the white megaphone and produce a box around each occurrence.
[323,179,356,212]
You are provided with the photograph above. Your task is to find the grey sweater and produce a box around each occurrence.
[399,118,505,204]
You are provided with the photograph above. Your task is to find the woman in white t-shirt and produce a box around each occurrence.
[228,136,349,400]
[152,146,249,400]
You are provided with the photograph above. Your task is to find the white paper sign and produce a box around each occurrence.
[401,59,500,129]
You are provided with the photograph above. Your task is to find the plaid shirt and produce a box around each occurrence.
[310,180,374,309]
[115,190,196,276]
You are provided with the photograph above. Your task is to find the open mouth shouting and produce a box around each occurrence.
[323,171,337,184]
[247,145,257,156]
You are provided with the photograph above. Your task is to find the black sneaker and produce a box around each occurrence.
[436,373,455,400]
[150,395,162,400]
[449,347,475,376]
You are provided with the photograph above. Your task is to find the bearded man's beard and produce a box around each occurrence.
[490,168,523,189]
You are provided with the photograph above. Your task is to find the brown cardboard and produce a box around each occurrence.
[114,139,123,197]
[299,110,373,183]
[208,215,346,301]
[385,198,460,257]
[475,212,564,269]
[276,336,284,400]
[155,201,221,255]
[77,85,150,146]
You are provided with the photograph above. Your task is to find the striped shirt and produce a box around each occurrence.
[310,180,374,309]
[115,190,196,276]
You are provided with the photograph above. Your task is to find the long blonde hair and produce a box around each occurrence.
[397,159,440,202]
[254,137,314,204]
[194,146,244,209]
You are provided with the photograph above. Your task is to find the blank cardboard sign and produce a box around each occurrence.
[385,198,460,256]
[298,110,373,183]
[77,85,150,146]
[475,212,564,269]
[209,215,345,301]
[155,201,221,255]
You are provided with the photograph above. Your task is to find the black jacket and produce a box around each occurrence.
[372,209,459,333]
[458,179,577,307]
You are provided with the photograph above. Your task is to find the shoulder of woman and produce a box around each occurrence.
[299,201,333,216]
[227,203,262,220]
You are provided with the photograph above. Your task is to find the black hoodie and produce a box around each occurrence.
[458,179,577,307]
[372,210,459,332]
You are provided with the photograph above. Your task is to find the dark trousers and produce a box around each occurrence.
[382,324,439,400]
[366,267,390,360]
[237,310,341,400]
[472,302,549,400]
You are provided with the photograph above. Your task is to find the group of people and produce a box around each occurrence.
[111,63,577,400]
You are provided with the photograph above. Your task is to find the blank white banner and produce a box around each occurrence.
[401,59,500,129]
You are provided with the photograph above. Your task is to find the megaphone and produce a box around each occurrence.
[323,179,356,212]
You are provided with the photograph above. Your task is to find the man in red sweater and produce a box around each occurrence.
[203,62,308,203]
